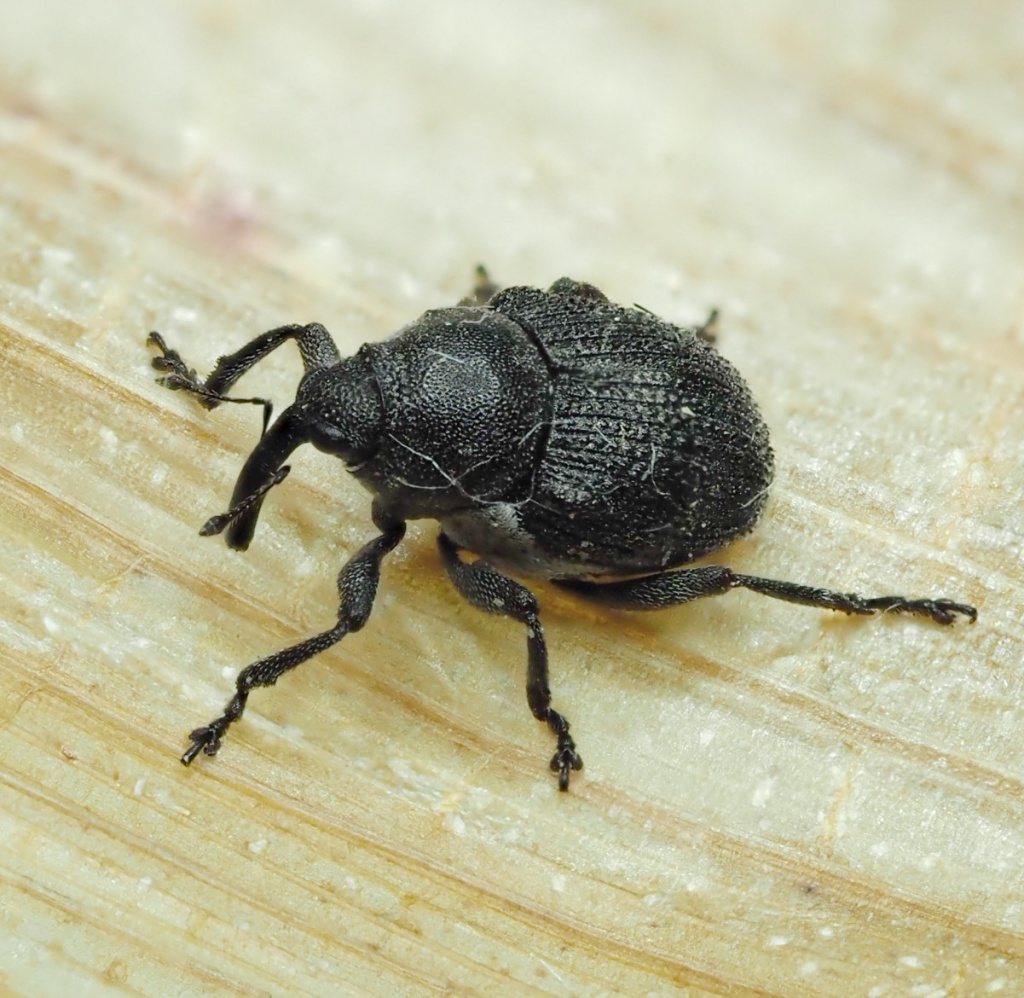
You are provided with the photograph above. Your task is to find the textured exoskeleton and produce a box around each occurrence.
[149,271,975,790]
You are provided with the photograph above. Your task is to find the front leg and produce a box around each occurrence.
[147,322,341,434]
[438,532,582,791]
[182,503,405,764]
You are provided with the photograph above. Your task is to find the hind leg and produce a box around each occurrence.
[555,566,976,623]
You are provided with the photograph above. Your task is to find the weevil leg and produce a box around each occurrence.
[438,532,582,791]
[148,331,273,427]
[181,503,405,765]
[695,308,720,344]
[148,323,341,434]
[459,264,501,307]
[555,567,977,624]
[723,574,977,624]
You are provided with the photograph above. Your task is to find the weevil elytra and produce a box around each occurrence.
[150,269,975,790]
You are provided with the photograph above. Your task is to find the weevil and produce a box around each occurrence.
[149,268,976,790]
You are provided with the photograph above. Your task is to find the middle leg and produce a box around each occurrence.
[438,532,582,790]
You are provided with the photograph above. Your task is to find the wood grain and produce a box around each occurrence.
[1,3,1022,995]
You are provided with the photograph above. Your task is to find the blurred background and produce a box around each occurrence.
[1,2,1022,995]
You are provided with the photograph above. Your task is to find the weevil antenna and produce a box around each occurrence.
[200,466,292,539]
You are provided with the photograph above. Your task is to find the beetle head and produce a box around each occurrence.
[224,349,383,550]
[295,348,384,467]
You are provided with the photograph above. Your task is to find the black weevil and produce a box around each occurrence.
[149,269,976,791]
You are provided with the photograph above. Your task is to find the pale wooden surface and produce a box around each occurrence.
[1,3,1022,996]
